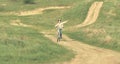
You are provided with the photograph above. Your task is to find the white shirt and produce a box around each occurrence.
[55,21,68,29]
[55,22,63,29]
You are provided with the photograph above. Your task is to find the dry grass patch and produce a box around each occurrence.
[83,28,106,34]
[104,35,113,43]
[10,19,32,27]
[0,6,71,16]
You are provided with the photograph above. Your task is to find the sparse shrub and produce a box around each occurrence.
[10,0,19,2]
[23,0,35,4]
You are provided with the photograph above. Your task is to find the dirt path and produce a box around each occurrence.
[76,2,103,27]
[19,6,70,16]
[9,1,120,64]
[42,2,120,64]
[44,34,120,64]
[10,19,32,27]
[1,6,70,16]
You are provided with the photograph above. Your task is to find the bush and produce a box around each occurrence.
[10,0,19,2]
[23,0,35,4]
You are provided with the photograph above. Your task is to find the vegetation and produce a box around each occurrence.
[0,0,120,64]
[0,15,74,64]
[0,0,76,64]
[23,0,35,4]
[64,0,120,51]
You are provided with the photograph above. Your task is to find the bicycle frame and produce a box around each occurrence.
[57,29,62,42]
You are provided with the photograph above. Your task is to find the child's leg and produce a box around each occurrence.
[59,29,62,39]
[58,29,61,38]
[57,29,61,42]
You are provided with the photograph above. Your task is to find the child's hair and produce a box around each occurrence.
[58,19,61,22]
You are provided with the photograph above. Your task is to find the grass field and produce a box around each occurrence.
[0,0,76,64]
[65,0,120,51]
[0,16,75,64]
[0,0,77,12]
[0,0,120,64]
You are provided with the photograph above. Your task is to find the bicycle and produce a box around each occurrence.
[55,20,68,42]
[57,29,62,42]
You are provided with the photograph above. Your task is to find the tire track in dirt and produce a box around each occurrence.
[1,6,70,16]
[42,2,120,64]
[76,2,103,27]
[19,6,70,16]
[44,34,120,64]
[10,19,33,27]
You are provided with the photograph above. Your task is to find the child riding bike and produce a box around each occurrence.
[55,19,68,42]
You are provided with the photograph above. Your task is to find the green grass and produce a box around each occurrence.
[0,24,74,64]
[0,0,77,64]
[65,0,120,51]
[18,9,65,30]
[62,1,92,27]
[0,0,78,12]
[0,0,120,64]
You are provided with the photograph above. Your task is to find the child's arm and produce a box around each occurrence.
[62,20,68,24]
[55,23,58,29]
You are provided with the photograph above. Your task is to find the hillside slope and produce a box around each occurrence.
[42,1,120,64]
